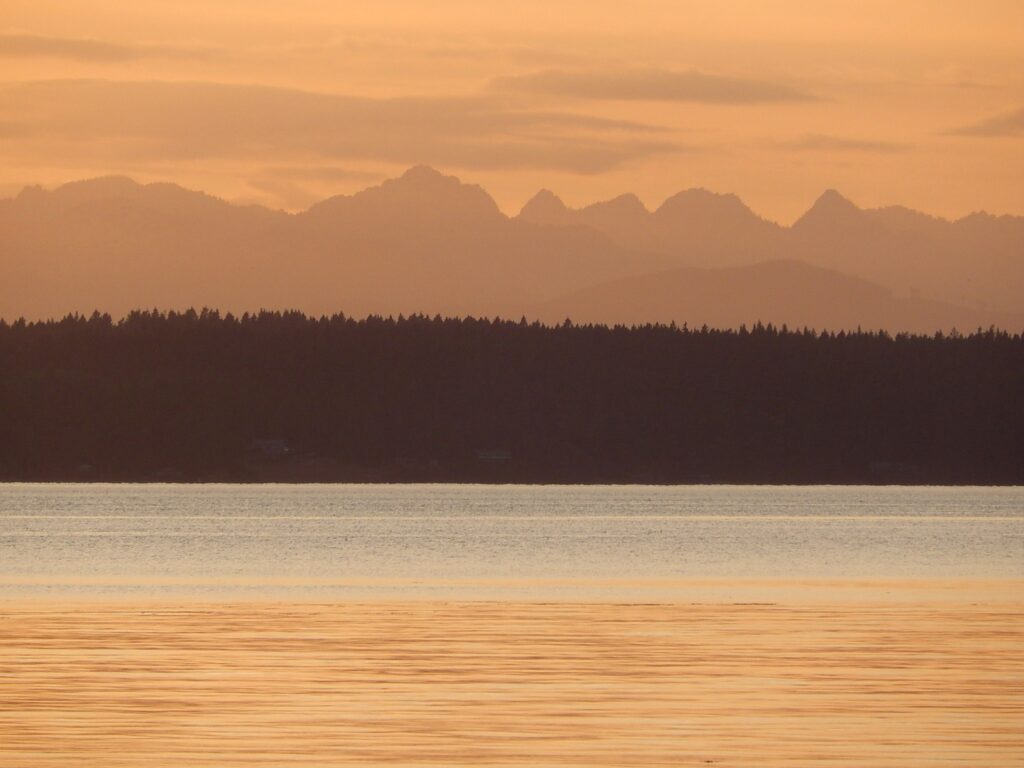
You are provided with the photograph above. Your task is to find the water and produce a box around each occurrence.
[1,483,1021,599]
[3,484,1023,766]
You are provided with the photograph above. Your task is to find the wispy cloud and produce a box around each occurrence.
[778,134,910,153]
[0,33,222,62]
[949,106,1024,137]
[255,166,381,183]
[491,68,817,104]
[0,79,679,175]
[246,165,383,209]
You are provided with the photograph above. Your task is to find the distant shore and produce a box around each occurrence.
[3,313,1022,486]
[5,475,1022,486]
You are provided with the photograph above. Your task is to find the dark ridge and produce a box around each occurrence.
[2,310,1021,484]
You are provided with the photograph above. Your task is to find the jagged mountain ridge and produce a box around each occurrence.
[519,185,1023,314]
[1,166,1020,331]
[0,168,673,320]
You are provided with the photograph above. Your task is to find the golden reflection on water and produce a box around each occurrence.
[1,590,1022,767]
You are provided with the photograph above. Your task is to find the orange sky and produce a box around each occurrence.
[2,1,1022,222]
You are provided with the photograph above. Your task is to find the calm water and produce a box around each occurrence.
[1,483,1021,599]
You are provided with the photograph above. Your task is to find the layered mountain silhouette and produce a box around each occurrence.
[521,186,785,265]
[534,260,1019,334]
[521,185,1024,316]
[1,166,1021,332]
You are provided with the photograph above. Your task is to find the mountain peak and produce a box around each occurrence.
[63,175,142,191]
[519,189,571,225]
[381,165,473,196]
[584,193,649,218]
[794,189,863,229]
[44,175,143,201]
[308,166,502,222]
[815,188,856,209]
[525,188,567,210]
[655,187,756,221]
[12,176,148,213]
[396,165,448,185]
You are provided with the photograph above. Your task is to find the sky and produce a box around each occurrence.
[2,0,1023,223]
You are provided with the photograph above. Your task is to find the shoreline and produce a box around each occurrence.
[4,578,1022,606]
[3,480,1024,488]
[5,477,1023,486]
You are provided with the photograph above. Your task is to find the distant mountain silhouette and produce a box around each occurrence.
[1,167,1020,332]
[1,168,671,320]
[518,188,573,226]
[520,186,785,265]
[521,185,1023,315]
[534,260,1022,334]
[305,165,504,225]
[1,176,290,320]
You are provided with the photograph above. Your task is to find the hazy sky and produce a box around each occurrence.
[2,1,1022,222]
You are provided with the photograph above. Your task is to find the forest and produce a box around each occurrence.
[1,310,1021,484]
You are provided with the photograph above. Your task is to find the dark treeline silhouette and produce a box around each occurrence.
[1,310,1021,484]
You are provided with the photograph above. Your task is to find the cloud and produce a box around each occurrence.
[491,68,817,103]
[255,166,381,183]
[779,134,910,153]
[949,106,1024,137]
[0,79,678,175]
[246,166,383,209]
[0,33,221,63]
[297,36,584,67]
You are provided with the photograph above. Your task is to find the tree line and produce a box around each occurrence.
[1,310,1021,484]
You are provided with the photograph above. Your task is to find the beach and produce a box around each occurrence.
[3,583,1022,767]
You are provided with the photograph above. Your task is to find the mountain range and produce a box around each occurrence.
[1,166,1021,332]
